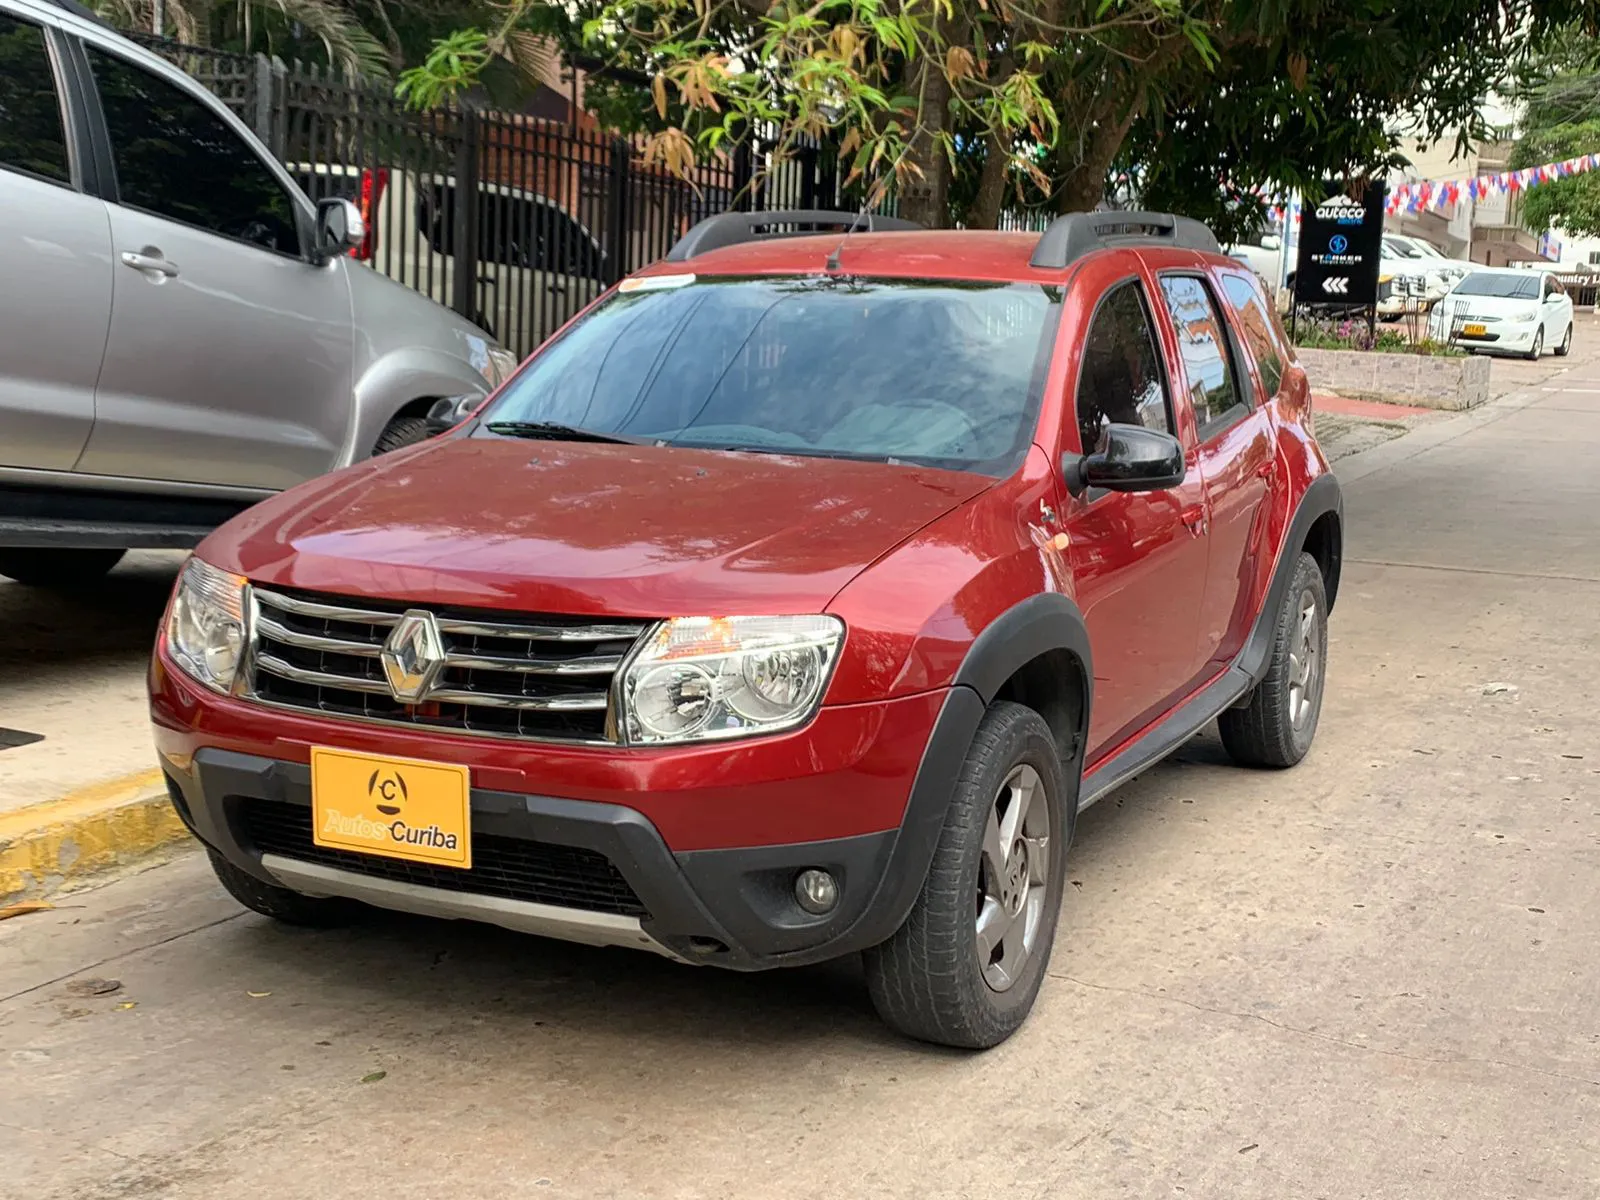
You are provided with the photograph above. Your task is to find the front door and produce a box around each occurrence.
[73,41,352,490]
[1064,275,1211,760]
[0,13,110,471]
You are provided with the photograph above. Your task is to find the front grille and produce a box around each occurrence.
[241,799,648,917]
[248,586,647,742]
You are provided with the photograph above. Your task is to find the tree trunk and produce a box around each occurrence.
[896,48,954,227]
[966,133,1011,228]
[1054,102,1141,214]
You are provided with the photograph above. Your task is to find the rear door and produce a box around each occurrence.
[1063,265,1211,757]
[0,10,111,471]
[1159,269,1277,670]
[72,39,353,489]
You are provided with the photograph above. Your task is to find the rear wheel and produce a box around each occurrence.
[371,414,431,455]
[0,548,126,587]
[1556,322,1573,357]
[1219,552,1328,768]
[207,850,349,927]
[863,701,1068,1049]
[1526,327,1544,361]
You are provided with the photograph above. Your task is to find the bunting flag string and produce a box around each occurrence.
[1385,154,1600,215]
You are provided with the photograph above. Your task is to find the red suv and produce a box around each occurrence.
[151,209,1342,1049]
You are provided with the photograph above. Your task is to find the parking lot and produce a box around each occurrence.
[5,337,1600,1198]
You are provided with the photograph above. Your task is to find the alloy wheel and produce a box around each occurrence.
[1288,588,1323,730]
[976,763,1051,992]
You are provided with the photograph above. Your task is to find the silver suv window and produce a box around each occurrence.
[86,46,302,256]
[0,13,70,186]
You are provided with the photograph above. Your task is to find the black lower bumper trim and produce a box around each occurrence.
[166,745,956,971]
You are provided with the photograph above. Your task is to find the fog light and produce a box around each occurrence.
[794,869,839,915]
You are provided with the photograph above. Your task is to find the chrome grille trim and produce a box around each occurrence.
[254,615,383,658]
[425,687,609,711]
[255,654,391,694]
[434,616,644,642]
[443,650,623,675]
[253,588,401,626]
[247,587,649,742]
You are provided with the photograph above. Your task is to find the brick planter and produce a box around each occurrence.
[1295,347,1491,411]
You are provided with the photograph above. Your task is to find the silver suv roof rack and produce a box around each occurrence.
[1030,210,1221,270]
[665,210,921,262]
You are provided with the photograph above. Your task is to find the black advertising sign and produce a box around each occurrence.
[1294,183,1387,306]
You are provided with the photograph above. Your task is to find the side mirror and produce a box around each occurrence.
[425,393,484,436]
[1260,234,1281,251]
[1063,424,1185,497]
[313,197,365,262]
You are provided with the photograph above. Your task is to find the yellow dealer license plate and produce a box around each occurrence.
[1463,323,1487,337]
[311,747,471,869]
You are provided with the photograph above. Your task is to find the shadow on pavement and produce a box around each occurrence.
[0,550,183,671]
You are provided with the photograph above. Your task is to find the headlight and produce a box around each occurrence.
[484,346,518,387]
[1511,311,1538,324]
[619,615,844,744]
[167,557,248,694]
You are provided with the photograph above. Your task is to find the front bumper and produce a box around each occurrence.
[153,646,983,970]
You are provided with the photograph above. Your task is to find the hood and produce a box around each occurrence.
[204,436,994,616]
[1446,292,1541,319]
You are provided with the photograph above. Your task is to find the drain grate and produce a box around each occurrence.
[0,728,44,750]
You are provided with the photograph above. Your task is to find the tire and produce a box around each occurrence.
[371,414,431,455]
[0,547,126,587]
[1525,327,1544,361]
[1219,552,1328,769]
[1556,322,1573,357]
[207,850,349,927]
[863,701,1068,1049]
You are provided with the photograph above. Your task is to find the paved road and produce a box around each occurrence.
[5,356,1600,1199]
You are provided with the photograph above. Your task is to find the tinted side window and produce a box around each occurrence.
[0,15,70,185]
[1075,281,1172,454]
[1157,275,1241,433]
[88,48,300,256]
[1221,274,1284,396]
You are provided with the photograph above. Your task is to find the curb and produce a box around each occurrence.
[0,769,194,904]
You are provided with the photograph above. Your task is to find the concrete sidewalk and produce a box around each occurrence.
[0,551,190,902]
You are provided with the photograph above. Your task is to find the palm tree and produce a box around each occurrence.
[90,0,391,77]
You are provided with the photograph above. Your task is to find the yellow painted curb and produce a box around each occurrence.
[0,769,193,903]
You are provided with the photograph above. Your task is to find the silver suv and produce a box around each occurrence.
[0,0,517,587]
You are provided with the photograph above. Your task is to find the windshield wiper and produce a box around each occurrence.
[483,420,646,445]
[681,442,898,464]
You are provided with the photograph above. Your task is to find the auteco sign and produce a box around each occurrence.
[1294,184,1387,308]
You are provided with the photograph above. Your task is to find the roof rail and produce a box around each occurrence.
[666,210,922,262]
[1029,210,1221,270]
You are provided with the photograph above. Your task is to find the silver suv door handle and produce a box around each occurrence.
[120,250,179,278]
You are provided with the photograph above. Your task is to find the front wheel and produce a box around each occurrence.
[0,547,126,587]
[863,701,1068,1049]
[1219,552,1328,768]
[1526,327,1545,361]
[371,414,431,455]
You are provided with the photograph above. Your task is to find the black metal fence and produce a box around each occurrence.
[134,36,850,357]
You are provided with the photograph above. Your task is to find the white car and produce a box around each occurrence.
[1429,268,1575,359]
[1377,234,1459,317]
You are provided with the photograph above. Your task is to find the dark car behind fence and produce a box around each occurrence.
[133,35,848,358]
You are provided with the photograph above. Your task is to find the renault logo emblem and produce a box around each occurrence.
[380,610,445,703]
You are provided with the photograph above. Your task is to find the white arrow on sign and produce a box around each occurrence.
[1322,277,1350,295]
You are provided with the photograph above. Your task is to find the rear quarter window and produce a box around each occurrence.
[1221,272,1286,397]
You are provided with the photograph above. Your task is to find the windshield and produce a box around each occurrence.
[479,276,1061,473]
[1384,237,1421,259]
[1454,272,1540,299]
